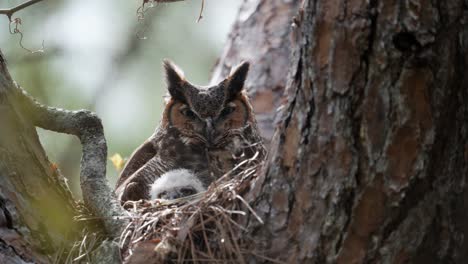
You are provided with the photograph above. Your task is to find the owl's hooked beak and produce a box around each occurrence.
[204,117,215,145]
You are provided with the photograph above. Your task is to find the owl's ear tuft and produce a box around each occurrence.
[163,59,187,102]
[226,61,250,100]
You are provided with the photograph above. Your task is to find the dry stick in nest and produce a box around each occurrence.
[121,154,276,263]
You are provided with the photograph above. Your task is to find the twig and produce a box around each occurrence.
[0,0,44,19]
[235,194,264,225]
[224,215,246,264]
[199,212,215,259]
[197,0,205,23]
[9,18,45,53]
[0,0,184,19]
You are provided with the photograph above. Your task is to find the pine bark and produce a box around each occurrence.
[242,0,468,263]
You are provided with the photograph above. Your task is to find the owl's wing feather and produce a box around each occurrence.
[115,139,157,188]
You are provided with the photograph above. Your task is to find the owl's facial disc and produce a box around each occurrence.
[176,106,217,145]
[164,59,251,146]
[169,99,249,147]
[199,100,249,146]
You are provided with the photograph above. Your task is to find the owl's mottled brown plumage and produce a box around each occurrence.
[115,60,264,202]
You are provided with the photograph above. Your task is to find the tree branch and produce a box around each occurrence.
[0,0,44,19]
[11,84,129,237]
[0,0,184,20]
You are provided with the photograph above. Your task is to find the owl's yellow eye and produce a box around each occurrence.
[181,108,196,119]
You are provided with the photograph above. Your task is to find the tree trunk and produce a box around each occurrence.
[243,0,468,263]
[0,49,124,263]
[0,52,80,262]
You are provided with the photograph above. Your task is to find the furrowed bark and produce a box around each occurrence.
[245,0,468,263]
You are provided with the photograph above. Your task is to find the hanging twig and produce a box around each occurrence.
[197,0,205,23]
[1,1,47,53]
[136,0,160,39]
[8,18,45,53]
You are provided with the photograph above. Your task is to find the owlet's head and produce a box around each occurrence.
[161,59,254,147]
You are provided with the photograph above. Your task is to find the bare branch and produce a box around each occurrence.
[12,84,129,237]
[0,0,44,19]
[0,0,184,20]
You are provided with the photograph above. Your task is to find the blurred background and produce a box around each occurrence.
[0,0,242,196]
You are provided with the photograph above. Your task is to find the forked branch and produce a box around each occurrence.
[0,0,44,19]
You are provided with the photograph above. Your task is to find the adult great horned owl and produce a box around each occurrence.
[115,60,264,202]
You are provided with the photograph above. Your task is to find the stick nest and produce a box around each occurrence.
[119,153,269,263]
